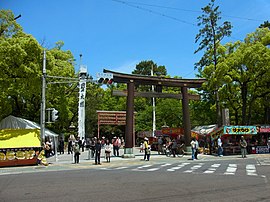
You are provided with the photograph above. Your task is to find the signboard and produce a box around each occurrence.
[209,127,224,140]
[255,146,270,154]
[259,125,270,133]
[162,128,184,135]
[224,126,257,135]
[96,73,113,79]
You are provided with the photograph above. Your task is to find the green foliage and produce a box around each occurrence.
[202,28,270,125]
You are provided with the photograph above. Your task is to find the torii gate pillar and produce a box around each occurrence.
[181,86,192,150]
[123,80,135,158]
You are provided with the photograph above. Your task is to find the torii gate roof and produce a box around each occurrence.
[104,69,206,88]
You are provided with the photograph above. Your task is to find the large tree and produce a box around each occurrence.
[195,0,232,126]
[203,28,270,125]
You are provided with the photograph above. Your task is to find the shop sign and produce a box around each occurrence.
[255,146,270,154]
[162,128,184,135]
[209,127,223,140]
[259,125,270,133]
[224,126,257,135]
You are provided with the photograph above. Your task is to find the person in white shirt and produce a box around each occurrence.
[190,138,196,160]
[104,139,112,162]
[217,136,223,157]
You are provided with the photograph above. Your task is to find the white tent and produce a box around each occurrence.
[0,115,58,137]
[192,124,218,135]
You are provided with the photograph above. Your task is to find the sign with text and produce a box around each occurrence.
[259,125,270,133]
[224,126,257,135]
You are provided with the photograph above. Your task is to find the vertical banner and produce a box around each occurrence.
[78,65,87,140]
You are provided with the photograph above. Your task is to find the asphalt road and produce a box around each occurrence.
[1,157,270,202]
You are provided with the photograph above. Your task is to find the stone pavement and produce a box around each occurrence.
[0,147,269,176]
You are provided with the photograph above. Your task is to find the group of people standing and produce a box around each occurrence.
[203,135,248,158]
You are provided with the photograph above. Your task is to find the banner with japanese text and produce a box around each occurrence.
[224,126,257,135]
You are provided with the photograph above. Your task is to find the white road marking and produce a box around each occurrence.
[160,163,172,167]
[203,164,220,174]
[246,164,257,176]
[224,164,237,175]
[147,168,160,171]
[137,165,152,169]
[115,167,128,170]
[184,163,203,173]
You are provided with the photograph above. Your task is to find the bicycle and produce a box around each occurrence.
[165,143,186,157]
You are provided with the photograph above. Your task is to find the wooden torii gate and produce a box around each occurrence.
[103,69,206,157]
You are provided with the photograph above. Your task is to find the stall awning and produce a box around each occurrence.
[0,129,41,149]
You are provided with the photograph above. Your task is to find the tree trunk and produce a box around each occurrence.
[241,82,248,125]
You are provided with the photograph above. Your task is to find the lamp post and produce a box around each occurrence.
[40,50,46,144]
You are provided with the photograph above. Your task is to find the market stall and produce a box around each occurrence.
[0,129,41,167]
[222,126,257,155]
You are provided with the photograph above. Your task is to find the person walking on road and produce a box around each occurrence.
[240,136,247,158]
[158,137,163,154]
[104,139,112,163]
[194,138,199,159]
[171,139,178,157]
[143,137,150,161]
[190,138,196,160]
[95,138,102,165]
[59,137,65,155]
[73,141,80,164]
[217,136,223,157]
[112,137,118,156]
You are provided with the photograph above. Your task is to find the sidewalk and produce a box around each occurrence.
[47,147,270,165]
[1,148,269,176]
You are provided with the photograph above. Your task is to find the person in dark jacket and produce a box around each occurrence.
[73,141,80,164]
[95,139,102,165]
[59,137,65,154]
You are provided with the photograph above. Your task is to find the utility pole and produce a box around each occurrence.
[40,50,46,144]
[151,65,156,137]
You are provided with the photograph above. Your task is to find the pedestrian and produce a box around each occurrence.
[195,138,199,159]
[44,139,52,158]
[158,137,163,154]
[81,137,85,152]
[117,137,121,155]
[113,137,120,156]
[171,139,178,157]
[73,141,80,164]
[104,139,112,162]
[68,138,73,154]
[95,138,102,165]
[190,138,196,160]
[59,137,64,154]
[143,137,150,161]
[90,138,96,158]
[121,137,125,147]
[217,136,223,157]
[240,136,247,158]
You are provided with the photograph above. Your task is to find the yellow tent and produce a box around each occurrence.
[0,129,41,148]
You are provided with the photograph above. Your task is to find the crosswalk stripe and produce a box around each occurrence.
[161,163,172,167]
[184,163,203,173]
[204,164,221,174]
[115,167,128,170]
[137,165,152,169]
[99,163,259,177]
[167,163,190,172]
[246,164,257,176]
[147,168,160,171]
[224,164,237,175]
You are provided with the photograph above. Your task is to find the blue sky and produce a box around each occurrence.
[1,0,270,79]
